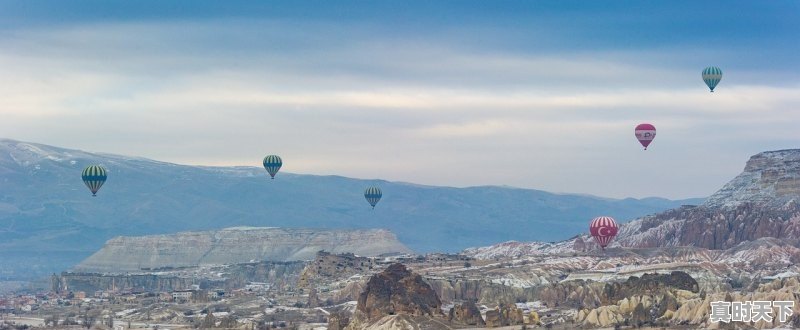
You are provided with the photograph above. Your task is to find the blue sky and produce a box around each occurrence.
[1,1,798,199]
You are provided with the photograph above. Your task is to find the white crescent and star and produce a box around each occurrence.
[597,227,611,237]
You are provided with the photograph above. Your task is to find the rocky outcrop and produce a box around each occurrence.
[484,310,504,327]
[575,305,625,328]
[483,304,526,327]
[428,275,557,306]
[56,260,305,294]
[448,301,485,326]
[573,236,587,252]
[704,149,800,209]
[537,280,606,309]
[327,312,350,330]
[617,202,800,250]
[615,150,800,250]
[603,271,699,303]
[355,264,443,321]
[343,264,447,330]
[575,275,800,329]
[75,227,412,272]
[331,280,368,305]
[298,251,377,289]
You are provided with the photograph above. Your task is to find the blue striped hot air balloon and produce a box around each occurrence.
[364,186,382,209]
[702,66,723,92]
[262,155,282,179]
[82,165,107,196]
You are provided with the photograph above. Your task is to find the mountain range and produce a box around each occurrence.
[0,138,702,280]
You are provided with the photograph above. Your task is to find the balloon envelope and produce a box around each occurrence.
[634,123,656,150]
[364,186,382,208]
[702,66,722,92]
[262,155,282,179]
[589,216,618,249]
[82,165,107,196]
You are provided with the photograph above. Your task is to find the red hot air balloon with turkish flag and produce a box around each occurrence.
[589,216,618,250]
[634,123,656,150]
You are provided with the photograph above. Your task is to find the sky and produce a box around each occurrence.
[1,1,798,199]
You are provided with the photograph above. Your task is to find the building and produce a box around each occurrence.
[172,290,194,301]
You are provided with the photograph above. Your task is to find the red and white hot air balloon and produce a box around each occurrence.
[634,123,656,150]
[589,216,618,250]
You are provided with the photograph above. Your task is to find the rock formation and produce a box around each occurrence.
[298,251,376,289]
[616,149,800,250]
[75,227,412,272]
[447,301,485,326]
[603,271,699,303]
[704,149,800,209]
[56,260,305,294]
[327,312,350,330]
[341,263,447,330]
[355,263,443,321]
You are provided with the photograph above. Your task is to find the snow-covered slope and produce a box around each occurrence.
[0,138,698,279]
[703,149,800,209]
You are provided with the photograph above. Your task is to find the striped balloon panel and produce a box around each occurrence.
[702,66,723,91]
[364,186,382,207]
[81,165,107,195]
[589,216,618,248]
[634,123,656,148]
[262,155,283,178]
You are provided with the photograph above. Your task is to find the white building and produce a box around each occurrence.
[172,290,194,300]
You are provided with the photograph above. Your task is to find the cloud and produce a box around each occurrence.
[0,19,798,199]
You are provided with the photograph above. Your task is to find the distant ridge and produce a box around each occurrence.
[75,227,412,273]
[0,138,701,279]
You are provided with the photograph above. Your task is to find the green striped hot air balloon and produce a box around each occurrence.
[82,165,107,196]
[364,186,382,209]
[702,66,723,92]
[262,155,282,179]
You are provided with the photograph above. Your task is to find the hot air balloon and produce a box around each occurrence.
[82,165,107,196]
[589,216,618,250]
[634,123,656,150]
[262,155,282,179]
[364,186,382,209]
[702,66,723,92]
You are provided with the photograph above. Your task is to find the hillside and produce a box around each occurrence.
[75,227,411,272]
[0,138,701,279]
[466,149,800,257]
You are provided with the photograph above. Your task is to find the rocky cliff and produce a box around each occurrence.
[618,149,800,250]
[468,149,800,254]
[75,227,412,272]
[340,263,446,330]
[355,264,443,321]
[703,149,800,209]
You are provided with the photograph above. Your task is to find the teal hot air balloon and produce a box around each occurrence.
[702,66,723,92]
[82,165,107,196]
[364,186,382,209]
[262,155,282,179]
